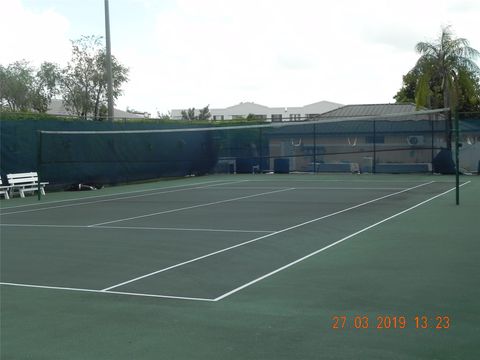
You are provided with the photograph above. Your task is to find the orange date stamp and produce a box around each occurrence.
[331,315,450,330]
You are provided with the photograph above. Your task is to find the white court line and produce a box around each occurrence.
[0,179,229,210]
[246,179,462,183]
[214,181,471,301]
[91,225,274,234]
[245,179,428,182]
[214,186,406,190]
[89,188,295,227]
[0,180,248,216]
[100,181,432,292]
[0,282,215,302]
[0,223,274,234]
[0,180,228,209]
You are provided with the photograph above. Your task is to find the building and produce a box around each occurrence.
[171,100,343,121]
[259,103,450,173]
[46,99,144,119]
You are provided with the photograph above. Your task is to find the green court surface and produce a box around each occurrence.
[1,174,479,359]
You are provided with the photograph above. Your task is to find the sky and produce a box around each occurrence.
[2,0,479,116]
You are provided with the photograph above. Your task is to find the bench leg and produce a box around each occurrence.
[41,187,46,196]
[19,189,25,198]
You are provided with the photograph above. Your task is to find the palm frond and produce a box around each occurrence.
[415,42,437,56]
[415,74,432,108]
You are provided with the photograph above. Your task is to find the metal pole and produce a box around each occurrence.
[259,128,263,172]
[313,123,317,173]
[373,120,376,174]
[104,0,114,121]
[37,130,42,201]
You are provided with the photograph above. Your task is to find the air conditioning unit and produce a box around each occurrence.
[407,136,424,146]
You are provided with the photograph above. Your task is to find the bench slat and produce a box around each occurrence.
[7,172,37,177]
[8,178,38,184]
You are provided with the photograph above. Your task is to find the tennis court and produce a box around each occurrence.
[1,173,479,359]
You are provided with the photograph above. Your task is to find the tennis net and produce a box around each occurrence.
[37,108,456,186]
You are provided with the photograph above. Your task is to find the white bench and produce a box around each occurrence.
[7,172,49,198]
[0,178,11,199]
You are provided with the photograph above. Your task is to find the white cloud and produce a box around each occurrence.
[3,0,480,115]
[0,0,71,67]
[447,0,480,12]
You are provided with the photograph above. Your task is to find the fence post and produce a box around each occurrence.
[431,117,435,174]
[313,123,317,174]
[373,120,376,174]
[259,128,263,172]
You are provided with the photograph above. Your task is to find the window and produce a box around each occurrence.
[213,115,224,120]
[289,114,301,121]
[243,114,267,120]
[271,114,282,122]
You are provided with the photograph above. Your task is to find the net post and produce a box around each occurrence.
[454,111,460,205]
[37,130,42,201]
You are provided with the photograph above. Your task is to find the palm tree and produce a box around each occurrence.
[414,26,480,147]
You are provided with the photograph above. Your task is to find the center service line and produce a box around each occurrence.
[101,181,432,292]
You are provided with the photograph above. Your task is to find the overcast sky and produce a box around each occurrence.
[2,0,479,116]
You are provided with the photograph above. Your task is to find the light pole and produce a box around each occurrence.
[105,0,114,120]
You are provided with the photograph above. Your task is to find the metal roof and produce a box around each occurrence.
[320,104,420,117]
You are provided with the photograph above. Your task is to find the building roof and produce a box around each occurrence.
[223,102,271,112]
[319,103,420,118]
[46,99,143,119]
[301,100,344,113]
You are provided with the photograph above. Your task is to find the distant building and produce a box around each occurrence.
[266,103,450,173]
[171,101,343,121]
[46,99,144,119]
